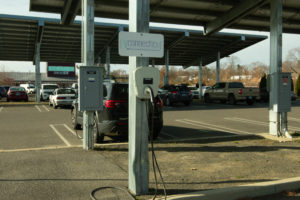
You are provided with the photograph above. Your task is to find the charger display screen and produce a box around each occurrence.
[143,78,153,84]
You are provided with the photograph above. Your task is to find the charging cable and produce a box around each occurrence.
[145,87,167,200]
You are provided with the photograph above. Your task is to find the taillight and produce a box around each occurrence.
[238,88,243,95]
[105,100,127,108]
[57,97,66,100]
[171,91,178,94]
[156,98,163,107]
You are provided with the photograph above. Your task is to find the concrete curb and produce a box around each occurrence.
[162,177,300,200]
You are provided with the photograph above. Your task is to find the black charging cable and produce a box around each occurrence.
[145,87,167,200]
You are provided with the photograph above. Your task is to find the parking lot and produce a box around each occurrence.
[1,101,300,199]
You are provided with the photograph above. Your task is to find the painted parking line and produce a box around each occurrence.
[0,107,3,112]
[35,105,42,112]
[176,119,253,135]
[49,124,71,146]
[225,117,300,131]
[63,124,77,136]
[42,105,50,112]
[0,145,82,153]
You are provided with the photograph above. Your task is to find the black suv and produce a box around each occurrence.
[158,84,193,106]
[71,80,163,143]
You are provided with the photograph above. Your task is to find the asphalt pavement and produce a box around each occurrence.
[0,100,300,199]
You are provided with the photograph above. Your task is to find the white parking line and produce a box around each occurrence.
[35,105,42,112]
[225,117,300,132]
[42,105,50,112]
[0,107,3,112]
[63,124,77,136]
[177,119,253,135]
[49,124,71,146]
[0,145,82,153]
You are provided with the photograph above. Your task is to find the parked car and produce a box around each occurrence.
[49,88,76,109]
[40,83,59,101]
[20,83,35,94]
[158,84,193,106]
[188,86,200,99]
[7,87,28,102]
[202,86,212,96]
[204,82,259,105]
[71,83,78,94]
[0,86,7,97]
[71,80,163,143]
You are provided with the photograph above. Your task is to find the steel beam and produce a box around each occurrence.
[33,21,44,64]
[216,51,220,83]
[164,49,169,86]
[61,0,81,25]
[128,0,150,195]
[198,58,203,100]
[269,0,282,136]
[166,31,189,49]
[81,0,95,150]
[105,46,110,77]
[204,0,267,35]
[183,35,245,68]
[95,26,124,62]
[35,42,41,103]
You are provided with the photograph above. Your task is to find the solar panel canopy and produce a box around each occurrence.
[29,0,300,34]
[0,15,267,67]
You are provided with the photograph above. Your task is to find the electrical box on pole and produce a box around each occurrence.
[79,66,103,111]
[269,72,291,112]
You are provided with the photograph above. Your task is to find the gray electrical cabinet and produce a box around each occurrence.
[270,72,291,112]
[79,66,103,111]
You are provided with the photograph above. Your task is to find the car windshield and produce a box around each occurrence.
[44,85,59,90]
[189,87,197,90]
[57,89,75,94]
[29,85,35,88]
[10,87,25,92]
[111,84,128,100]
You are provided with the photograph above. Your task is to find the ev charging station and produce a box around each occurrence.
[119,7,164,193]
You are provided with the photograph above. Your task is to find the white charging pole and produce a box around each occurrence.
[128,0,150,195]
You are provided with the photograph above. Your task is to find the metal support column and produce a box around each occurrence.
[105,46,110,77]
[164,49,169,86]
[198,58,203,100]
[81,0,95,150]
[35,43,41,103]
[216,51,220,83]
[269,0,282,136]
[128,0,149,195]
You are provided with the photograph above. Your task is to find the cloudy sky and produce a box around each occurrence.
[1,0,300,72]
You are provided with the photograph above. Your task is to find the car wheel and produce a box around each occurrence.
[204,94,211,103]
[53,102,58,109]
[40,95,44,101]
[93,115,104,143]
[6,98,9,102]
[49,100,52,106]
[228,95,236,105]
[246,99,254,105]
[71,107,81,130]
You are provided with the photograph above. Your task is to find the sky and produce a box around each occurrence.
[1,0,300,73]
